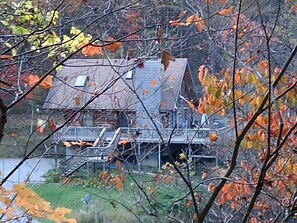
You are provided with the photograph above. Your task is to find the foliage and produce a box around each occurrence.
[0,0,296,222]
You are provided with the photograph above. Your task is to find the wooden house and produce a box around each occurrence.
[43,58,220,175]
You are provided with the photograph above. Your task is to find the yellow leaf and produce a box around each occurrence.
[161,50,175,71]
[179,153,187,160]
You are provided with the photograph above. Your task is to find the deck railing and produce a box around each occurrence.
[54,126,222,144]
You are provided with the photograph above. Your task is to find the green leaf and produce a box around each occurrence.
[11,25,31,35]
[215,89,222,98]
[0,20,9,26]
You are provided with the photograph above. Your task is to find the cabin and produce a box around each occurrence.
[43,58,222,176]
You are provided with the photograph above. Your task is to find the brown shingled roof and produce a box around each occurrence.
[43,58,190,111]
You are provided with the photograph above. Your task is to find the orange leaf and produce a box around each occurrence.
[169,19,186,26]
[185,200,193,208]
[161,50,175,71]
[105,37,122,52]
[82,44,103,57]
[196,19,206,32]
[40,75,53,90]
[209,132,219,142]
[143,89,150,95]
[118,138,130,145]
[115,177,124,192]
[0,55,14,60]
[27,74,40,87]
[63,141,72,147]
[193,213,198,221]
[249,217,259,223]
[165,176,172,184]
[198,98,207,114]
[208,182,216,192]
[205,0,215,4]
[74,96,80,105]
[201,172,208,180]
[48,120,57,132]
[10,132,17,138]
[290,4,297,12]
[220,0,227,6]
[178,10,188,18]
[180,95,195,111]
[198,66,205,82]
[116,160,122,171]
[259,60,269,76]
[36,118,46,134]
[186,15,196,25]
[186,14,205,32]
[218,6,233,16]
[150,79,158,87]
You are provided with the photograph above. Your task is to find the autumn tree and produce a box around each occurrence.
[0,0,296,222]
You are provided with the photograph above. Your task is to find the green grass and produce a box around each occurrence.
[32,173,195,223]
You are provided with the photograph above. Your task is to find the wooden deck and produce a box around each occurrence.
[53,126,222,145]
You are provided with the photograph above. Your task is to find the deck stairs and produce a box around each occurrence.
[61,128,122,177]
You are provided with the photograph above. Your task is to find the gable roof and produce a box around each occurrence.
[43,58,191,111]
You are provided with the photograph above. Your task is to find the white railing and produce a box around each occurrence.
[54,126,104,141]
[55,126,216,143]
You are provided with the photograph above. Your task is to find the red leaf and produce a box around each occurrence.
[48,120,57,132]
[135,58,144,68]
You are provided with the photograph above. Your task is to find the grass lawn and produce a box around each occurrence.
[32,173,195,223]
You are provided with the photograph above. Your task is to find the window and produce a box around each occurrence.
[125,69,134,79]
[74,76,88,87]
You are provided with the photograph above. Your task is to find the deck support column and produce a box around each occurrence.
[137,143,141,172]
[158,143,161,171]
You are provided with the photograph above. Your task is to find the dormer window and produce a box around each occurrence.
[125,69,135,80]
[74,76,88,87]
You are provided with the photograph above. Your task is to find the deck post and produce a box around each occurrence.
[137,143,141,172]
[158,143,161,171]
[54,143,58,169]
